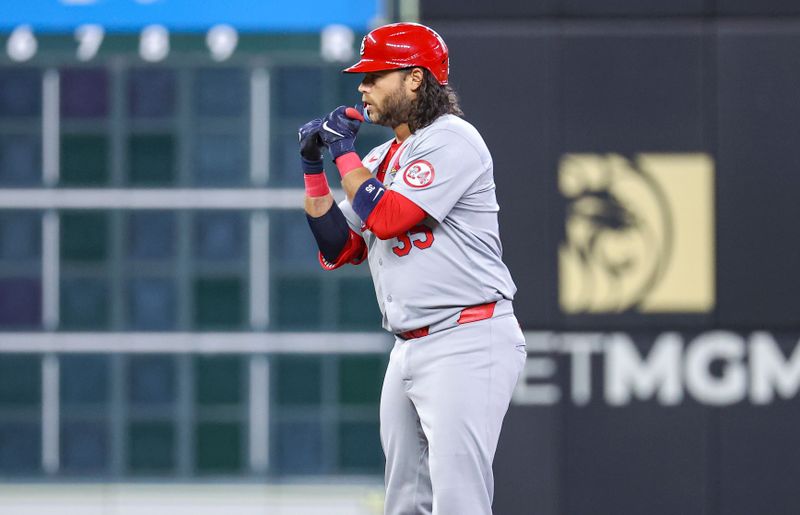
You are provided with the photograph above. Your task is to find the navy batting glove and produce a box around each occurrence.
[298,118,324,174]
[319,106,362,160]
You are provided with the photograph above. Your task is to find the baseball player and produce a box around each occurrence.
[298,22,526,515]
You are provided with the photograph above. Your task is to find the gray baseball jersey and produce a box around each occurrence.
[332,113,525,515]
[338,114,517,334]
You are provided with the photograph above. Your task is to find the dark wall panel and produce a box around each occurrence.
[564,402,708,515]
[423,0,800,18]
[438,24,559,328]
[716,0,800,15]
[422,0,711,19]
[719,398,800,514]
[422,0,557,20]
[560,25,706,153]
[561,0,705,16]
[494,407,561,515]
[716,27,800,328]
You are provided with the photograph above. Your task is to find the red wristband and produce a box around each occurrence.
[335,152,364,178]
[304,173,330,197]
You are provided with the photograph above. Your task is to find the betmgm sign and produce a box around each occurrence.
[514,331,800,407]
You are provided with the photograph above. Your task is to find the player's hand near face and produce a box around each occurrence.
[298,118,325,172]
[319,105,363,159]
[298,118,334,216]
[317,105,377,203]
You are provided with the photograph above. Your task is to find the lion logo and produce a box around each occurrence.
[558,153,715,314]
[559,154,672,313]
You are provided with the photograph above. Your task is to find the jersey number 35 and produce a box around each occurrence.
[392,224,434,257]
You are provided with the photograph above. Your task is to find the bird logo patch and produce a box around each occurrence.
[402,160,435,188]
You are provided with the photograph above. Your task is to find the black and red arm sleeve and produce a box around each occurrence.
[318,229,367,270]
[306,202,367,270]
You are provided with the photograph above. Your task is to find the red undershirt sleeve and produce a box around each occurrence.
[364,190,427,240]
[318,228,368,270]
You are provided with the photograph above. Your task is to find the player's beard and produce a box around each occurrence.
[371,86,414,128]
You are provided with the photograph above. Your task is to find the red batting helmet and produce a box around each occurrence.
[343,22,450,85]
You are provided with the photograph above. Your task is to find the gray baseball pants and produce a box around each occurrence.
[380,312,527,515]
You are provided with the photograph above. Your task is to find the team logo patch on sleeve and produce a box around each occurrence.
[402,160,435,188]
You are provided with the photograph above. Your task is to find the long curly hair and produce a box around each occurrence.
[407,69,464,133]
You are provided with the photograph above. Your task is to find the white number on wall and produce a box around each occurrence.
[7,25,38,62]
[206,24,238,62]
[75,24,105,61]
[320,24,355,63]
[139,24,170,62]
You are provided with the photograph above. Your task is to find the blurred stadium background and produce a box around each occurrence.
[1,0,799,514]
